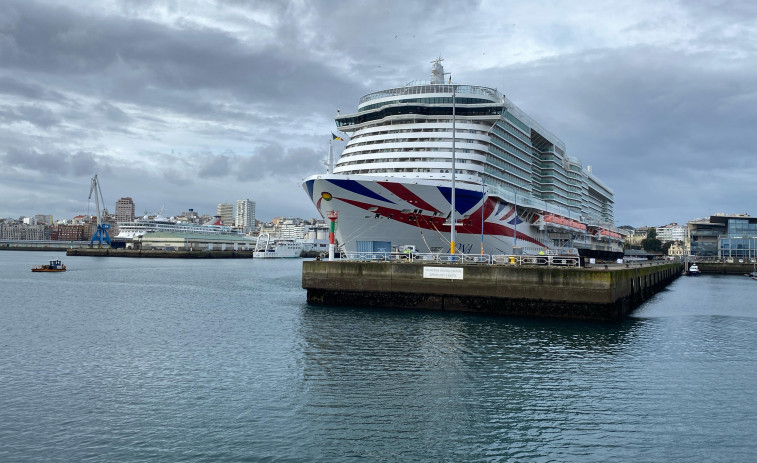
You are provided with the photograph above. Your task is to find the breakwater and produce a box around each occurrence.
[67,248,255,258]
[303,261,682,321]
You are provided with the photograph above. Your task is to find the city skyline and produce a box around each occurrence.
[1,1,756,227]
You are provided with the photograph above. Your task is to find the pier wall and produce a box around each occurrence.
[696,262,756,275]
[303,261,682,321]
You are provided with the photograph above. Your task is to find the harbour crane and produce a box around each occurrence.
[89,174,111,248]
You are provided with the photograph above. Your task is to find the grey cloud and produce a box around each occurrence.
[234,144,324,181]
[1,147,111,177]
[481,44,757,225]
[0,104,60,128]
[96,101,132,124]
[193,144,324,182]
[198,153,232,178]
[2,0,362,120]
[0,76,66,101]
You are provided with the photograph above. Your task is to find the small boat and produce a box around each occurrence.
[32,259,67,272]
[686,263,700,276]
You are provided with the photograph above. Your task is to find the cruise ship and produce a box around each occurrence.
[303,58,623,259]
[116,214,242,240]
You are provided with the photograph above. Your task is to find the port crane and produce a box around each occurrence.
[89,174,111,248]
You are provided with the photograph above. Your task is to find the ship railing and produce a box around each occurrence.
[340,252,580,267]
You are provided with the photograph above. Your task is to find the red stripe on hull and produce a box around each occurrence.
[335,196,544,247]
[377,181,440,213]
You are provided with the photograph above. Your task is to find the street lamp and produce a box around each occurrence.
[450,84,457,255]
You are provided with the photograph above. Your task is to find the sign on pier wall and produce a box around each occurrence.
[423,266,464,280]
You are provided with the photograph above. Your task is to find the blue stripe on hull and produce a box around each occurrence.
[328,179,395,204]
[437,186,484,215]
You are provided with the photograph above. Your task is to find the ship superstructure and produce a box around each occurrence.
[303,58,623,258]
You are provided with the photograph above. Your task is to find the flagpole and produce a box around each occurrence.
[450,84,456,255]
[480,179,485,255]
[513,190,518,252]
[328,138,333,174]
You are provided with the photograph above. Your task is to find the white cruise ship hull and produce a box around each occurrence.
[304,174,547,255]
[303,59,624,259]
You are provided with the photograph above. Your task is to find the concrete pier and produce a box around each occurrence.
[303,261,682,321]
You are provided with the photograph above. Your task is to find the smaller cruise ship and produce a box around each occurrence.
[116,214,242,240]
[254,233,304,258]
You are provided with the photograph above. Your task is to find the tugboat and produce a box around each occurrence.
[31,259,67,272]
[685,263,700,276]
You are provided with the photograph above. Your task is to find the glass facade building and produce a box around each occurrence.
[718,217,757,261]
[689,215,757,260]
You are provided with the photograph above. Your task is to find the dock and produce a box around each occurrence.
[302,259,682,321]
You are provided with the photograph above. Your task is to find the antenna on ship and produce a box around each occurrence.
[430,56,450,85]
[435,57,457,255]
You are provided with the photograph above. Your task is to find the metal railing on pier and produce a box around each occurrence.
[332,252,581,267]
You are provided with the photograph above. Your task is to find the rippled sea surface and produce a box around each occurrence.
[1,251,756,462]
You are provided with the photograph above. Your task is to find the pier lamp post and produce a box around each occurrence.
[513,190,518,252]
[450,84,457,255]
[480,179,485,255]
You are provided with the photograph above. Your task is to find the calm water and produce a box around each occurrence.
[1,251,756,462]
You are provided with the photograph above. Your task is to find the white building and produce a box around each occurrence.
[259,217,307,239]
[235,199,256,234]
[656,223,687,243]
[34,214,53,225]
[217,203,234,227]
[1,223,45,240]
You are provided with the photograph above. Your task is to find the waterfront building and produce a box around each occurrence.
[667,241,685,258]
[217,203,234,227]
[178,209,201,224]
[1,223,46,240]
[235,199,256,234]
[56,224,86,241]
[624,227,648,248]
[278,218,306,240]
[686,214,757,260]
[115,197,135,223]
[687,217,722,257]
[71,215,87,226]
[258,217,306,240]
[136,232,255,251]
[656,223,687,243]
[713,214,757,261]
[34,214,53,225]
[302,220,331,253]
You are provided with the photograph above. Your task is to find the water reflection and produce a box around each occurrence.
[295,305,647,460]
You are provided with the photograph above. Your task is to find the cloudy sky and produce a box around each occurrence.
[1,0,755,226]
